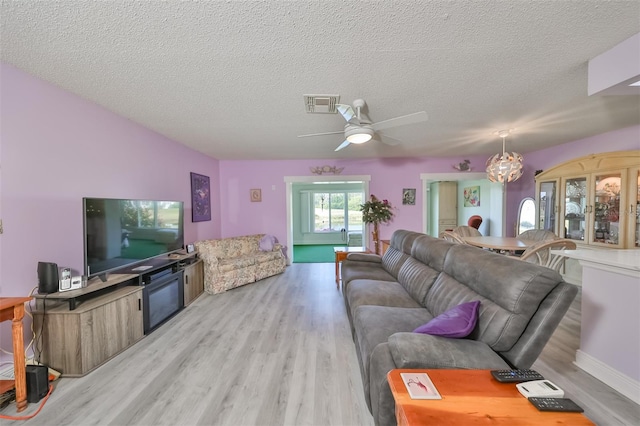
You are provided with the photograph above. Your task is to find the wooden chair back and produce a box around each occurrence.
[452,225,482,237]
[519,239,577,272]
[440,231,468,245]
[517,229,558,242]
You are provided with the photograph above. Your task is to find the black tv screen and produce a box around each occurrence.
[83,198,184,277]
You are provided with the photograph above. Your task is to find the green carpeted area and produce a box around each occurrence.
[293,244,337,263]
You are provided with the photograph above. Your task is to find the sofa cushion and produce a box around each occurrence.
[379,229,422,278]
[347,279,422,309]
[353,305,433,407]
[346,279,423,324]
[355,306,433,357]
[253,250,283,264]
[259,234,276,251]
[217,255,256,272]
[396,257,440,306]
[413,300,480,338]
[197,235,261,259]
[341,261,395,287]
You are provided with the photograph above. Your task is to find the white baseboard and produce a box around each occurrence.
[575,350,640,404]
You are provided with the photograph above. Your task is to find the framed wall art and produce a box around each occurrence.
[250,188,262,202]
[402,188,416,205]
[190,172,211,222]
[463,186,480,207]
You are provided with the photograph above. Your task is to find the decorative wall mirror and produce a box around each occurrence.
[517,197,536,235]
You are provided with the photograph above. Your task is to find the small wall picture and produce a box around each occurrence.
[403,188,416,205]
[190,172,211,222]
[250,188,262,202]
[464,186,480,207]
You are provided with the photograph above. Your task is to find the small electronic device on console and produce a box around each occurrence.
[516,380,564,398]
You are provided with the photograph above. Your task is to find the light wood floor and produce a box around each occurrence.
[4,263,639,425]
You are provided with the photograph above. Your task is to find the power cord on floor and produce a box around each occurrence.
[0,384,53,421]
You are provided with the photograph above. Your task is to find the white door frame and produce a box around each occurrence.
[420,173,506,236]
[284,175,371,264]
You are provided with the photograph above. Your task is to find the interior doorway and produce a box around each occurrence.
[284,175,371,264]
[420,173,505,237]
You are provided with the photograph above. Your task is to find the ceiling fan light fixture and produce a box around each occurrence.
[345,126,374,144]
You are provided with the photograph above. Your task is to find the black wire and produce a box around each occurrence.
[35,296,47,365]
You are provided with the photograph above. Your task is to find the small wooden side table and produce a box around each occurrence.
[0,297,33,412]
[388,369,594,425]
[381,239,391,255]
[333,246,371,289]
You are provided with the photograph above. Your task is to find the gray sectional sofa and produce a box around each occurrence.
[341,229,578,426]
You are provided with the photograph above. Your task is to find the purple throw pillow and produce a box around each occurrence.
[259,235,276,251]
[413,300,481,338]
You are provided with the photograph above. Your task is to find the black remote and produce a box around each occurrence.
[528,397,584,413]
[490,369,544,383]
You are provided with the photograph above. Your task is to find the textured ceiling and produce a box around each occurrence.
[2,1,639,160]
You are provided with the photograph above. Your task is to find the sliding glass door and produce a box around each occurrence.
[313,191,363,233]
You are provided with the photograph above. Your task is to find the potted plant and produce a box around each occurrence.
[360,194,394,254]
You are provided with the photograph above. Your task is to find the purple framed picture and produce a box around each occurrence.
[190,172,211,222]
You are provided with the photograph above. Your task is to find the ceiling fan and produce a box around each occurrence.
[298,99,428,151]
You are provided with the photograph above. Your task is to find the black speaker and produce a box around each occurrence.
[37,262,59,294]
[26,365,49,403]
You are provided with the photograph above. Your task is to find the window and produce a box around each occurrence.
[517,197,536,235]
[312,191,363,232]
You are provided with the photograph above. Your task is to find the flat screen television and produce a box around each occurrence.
[83,198,184,278]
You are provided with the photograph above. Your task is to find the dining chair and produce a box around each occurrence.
[452,225,482,237]
[440,231,468,245]
[519,239,577,272]
[514,229,559,257]
[467,215,483,230]
[517,229,558,242]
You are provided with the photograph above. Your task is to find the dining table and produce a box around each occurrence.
[462,236,537,252]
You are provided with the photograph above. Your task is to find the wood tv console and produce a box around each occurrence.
[33,252,203,377]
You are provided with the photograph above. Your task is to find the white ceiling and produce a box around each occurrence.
[2,1,639,160]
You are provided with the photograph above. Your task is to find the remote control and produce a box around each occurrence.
[490,369,544,383]
[528,397,584,413]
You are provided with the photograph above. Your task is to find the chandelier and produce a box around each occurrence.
[485,129,523,183]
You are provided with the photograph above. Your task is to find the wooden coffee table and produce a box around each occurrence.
[387,369,594,425]
[334,246,371,289]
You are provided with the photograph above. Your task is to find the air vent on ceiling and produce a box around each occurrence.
[304,94,340,113]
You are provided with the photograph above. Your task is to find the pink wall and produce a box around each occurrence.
[0,63,221,347]
[219,156,490,245]
[219,126,639,243]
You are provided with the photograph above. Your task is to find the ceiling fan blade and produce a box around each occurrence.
[336,104,360,125]
[371,111,428,131]
[335,140,351,151]
[378,133,402,146]
[297,130,344,138]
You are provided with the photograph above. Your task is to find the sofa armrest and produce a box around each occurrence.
[197,250,219,266]
[194,242,220,268]
[346,253,382,263]
[388,332,510,369]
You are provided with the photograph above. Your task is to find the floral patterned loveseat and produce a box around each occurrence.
[195,234,286,294]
